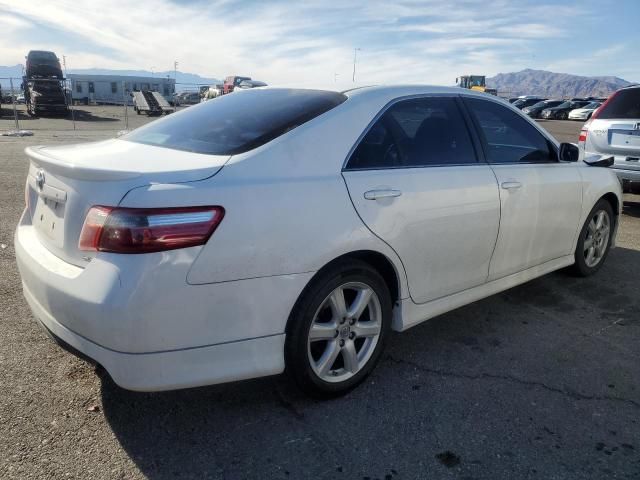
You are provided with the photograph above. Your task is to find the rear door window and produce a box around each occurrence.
[597,88,640,119]
[125,89,346,155]
[346,96,477,169]
[464,97,557,164]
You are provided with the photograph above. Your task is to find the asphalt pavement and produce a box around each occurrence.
[1,107,639,479]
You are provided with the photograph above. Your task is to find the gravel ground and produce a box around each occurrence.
[1,108,639,480]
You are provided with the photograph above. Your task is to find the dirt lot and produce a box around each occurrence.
[1,107,639,480]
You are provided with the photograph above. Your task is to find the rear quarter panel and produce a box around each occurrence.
[119,96,410,298]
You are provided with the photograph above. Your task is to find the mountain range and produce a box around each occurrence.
[487,69,633,98]
[1,65,634,98]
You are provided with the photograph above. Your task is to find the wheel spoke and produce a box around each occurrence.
[595,211,605,230]
[588,219,597,234]
[342,340,359,373]
[316,340,340,376]
[347,287,373,320]
[327,287,347,319]
[353,321,381,338]
[583,236,594,251]
[309,322,337,341]
[586,245,596,264]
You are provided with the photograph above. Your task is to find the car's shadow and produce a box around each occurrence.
[100,247,640,479]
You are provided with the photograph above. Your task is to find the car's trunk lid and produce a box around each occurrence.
[25,139,230,266]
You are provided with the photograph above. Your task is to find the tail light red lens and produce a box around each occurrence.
[578,129,588,143]
[79,206,224,253]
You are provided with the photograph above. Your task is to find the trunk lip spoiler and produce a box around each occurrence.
[25,145,143,181]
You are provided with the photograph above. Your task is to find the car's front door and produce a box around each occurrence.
[463,97,583,280]
[342,96,501,304]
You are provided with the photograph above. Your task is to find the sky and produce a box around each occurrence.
[0,0,638,85]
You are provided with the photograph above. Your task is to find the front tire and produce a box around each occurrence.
[285,259,392,398]
[572,199,614,276]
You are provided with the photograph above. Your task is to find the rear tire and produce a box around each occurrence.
[285,259,392,398]
[572,199,614,277]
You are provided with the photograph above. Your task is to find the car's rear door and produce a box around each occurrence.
[462,96,582,280]
[342,95,500,304]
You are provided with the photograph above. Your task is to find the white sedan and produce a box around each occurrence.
[15,86,622,397]
[568,101,602,120]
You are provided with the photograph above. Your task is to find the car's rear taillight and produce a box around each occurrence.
[79,206,224,253]
[578,129,588,143]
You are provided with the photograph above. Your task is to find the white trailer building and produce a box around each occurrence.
[67,74,175,105]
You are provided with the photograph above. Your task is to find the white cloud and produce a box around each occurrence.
[0,0,628,86]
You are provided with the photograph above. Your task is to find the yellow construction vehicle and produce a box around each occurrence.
[456,75,497,95]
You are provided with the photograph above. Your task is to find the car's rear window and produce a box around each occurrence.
[124,89,347,155]
[598,88,640,119]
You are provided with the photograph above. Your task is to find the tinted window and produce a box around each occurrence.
[598,88,640,119]
[125,89,346,155]
[347,97,477,169]
[465,98,556,164]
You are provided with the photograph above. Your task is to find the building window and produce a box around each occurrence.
[88,82,95,94]
[152,84,159,92]
[111,82,118,94]
[163,84,169,95]
[76,83,82,93]
[133,83,138,91]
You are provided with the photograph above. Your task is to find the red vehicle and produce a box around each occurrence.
[223,75,251,94]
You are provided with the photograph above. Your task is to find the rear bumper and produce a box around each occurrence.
[611,166,640,190]
[14,210,312,390]
[23,281,285,391]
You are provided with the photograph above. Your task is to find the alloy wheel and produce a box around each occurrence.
[584,209,610,268]
[307,282,382,383]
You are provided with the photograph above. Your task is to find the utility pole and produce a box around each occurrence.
[174,60,178,96]
[62,55,76,130]
[352,48,361,82]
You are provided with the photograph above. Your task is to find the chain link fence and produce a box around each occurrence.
[1,77,215,134]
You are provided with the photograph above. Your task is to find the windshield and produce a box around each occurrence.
[125,88,347,155]
[585,102,601,109]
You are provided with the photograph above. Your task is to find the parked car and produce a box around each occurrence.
[200,84,223,102]
[223,75,251,94]
[541,100,591,120]
[235,80,268,90]
[579,84,640,192]
[568,102,602,120]
[16,94,25,104]
[522,99,564,118]
[25,50,63,79]
[15,86,621,397]
[173,92,200,106]
[512,97,546,109]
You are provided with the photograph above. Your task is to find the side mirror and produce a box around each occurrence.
[559,142,579,162]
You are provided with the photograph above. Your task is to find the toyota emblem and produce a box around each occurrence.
[35,169,45,191]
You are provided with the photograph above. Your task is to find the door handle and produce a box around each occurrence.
[364,189,402,200]
[501,181,522,191]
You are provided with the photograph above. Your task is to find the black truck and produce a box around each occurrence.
[23,50,69,117]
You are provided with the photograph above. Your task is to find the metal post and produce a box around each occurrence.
[9,77,19,130]
[123,81,128,130]
[352,48,360,82]
[62,56,76,130]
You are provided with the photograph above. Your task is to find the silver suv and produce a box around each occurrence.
[579,85,640,192]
